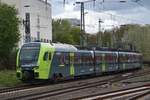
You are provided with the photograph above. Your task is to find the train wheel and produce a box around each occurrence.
[52,73,63,82]
[52,73,60,82]
[58,73,63,80]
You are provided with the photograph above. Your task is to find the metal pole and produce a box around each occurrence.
[76,0,95,47]
[63,0,65,8]
[37,14,40,41]
[112,28,116,48]
[80,2,84,47]
[81,2,83,31]
[97,19,103,47]
[93,47,96,75]
[82,3,86,47]
[83,3,85,32]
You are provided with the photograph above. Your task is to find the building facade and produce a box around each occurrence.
[1,0,52,47]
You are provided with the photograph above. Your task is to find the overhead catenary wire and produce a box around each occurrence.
[60,0,150,33]
[65,0,147,23]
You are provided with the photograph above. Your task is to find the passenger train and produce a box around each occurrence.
[16,42,142,81]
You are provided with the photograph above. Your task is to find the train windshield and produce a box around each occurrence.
[19,44,40,66]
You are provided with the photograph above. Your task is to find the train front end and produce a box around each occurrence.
[16,43,41,81]
[17,42,55,81]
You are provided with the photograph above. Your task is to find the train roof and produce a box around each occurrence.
[22,42,141,54]
[52,43,78,52]
[76,46,140,53]
[118,51,142,55]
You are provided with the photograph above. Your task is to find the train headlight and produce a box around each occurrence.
[21,64,39,67]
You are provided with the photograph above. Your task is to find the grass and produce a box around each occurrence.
[0,70,22,87]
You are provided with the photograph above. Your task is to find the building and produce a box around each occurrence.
[1,0,52,47]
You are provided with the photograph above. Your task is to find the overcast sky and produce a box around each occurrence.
[50,0,150,33]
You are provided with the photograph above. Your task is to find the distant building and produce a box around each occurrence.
[1,0,52,47]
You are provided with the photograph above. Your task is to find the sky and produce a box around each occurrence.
[49,0,150,33]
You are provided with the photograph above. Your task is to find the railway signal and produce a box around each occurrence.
[23,13,31,43]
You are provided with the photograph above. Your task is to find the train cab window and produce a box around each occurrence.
[43,52,49,61]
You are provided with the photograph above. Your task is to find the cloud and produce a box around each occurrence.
[51,0,150,33]
[64,4,74,11]
[53,9,122,33]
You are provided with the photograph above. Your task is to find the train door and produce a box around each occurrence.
[95,51,106,73]
[39,51,52,79]
[107,52,113,72]
[82,52,94,75]
[95,51,102,74]
[50,52,70,79]
[70,52,75,77]
[60,52,70,78]
[102,53,106,72]
[118,52,126,71]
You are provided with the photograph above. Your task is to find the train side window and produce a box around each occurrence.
[96,54,102,63]
[43,52,49,61]
[65,53,69,64]
[74,53,80,64]
[60,53,65,65]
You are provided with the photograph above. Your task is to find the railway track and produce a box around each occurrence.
[0,68,144,94]
[128,90,150,100]
[1,68,150,100]
[78,84,150,100]
[0,74,118,100]
[0,81,51,94]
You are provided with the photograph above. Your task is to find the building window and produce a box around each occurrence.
[41,38,43,42]
[44,39,46,42]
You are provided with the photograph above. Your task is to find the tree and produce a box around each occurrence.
[115,25,126,42]
[111,24,150,61]
[69,27,80,45]
[0,3,20,69]
[52,19,80,45]
[102,30,112,47]
[123,24,150,61]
